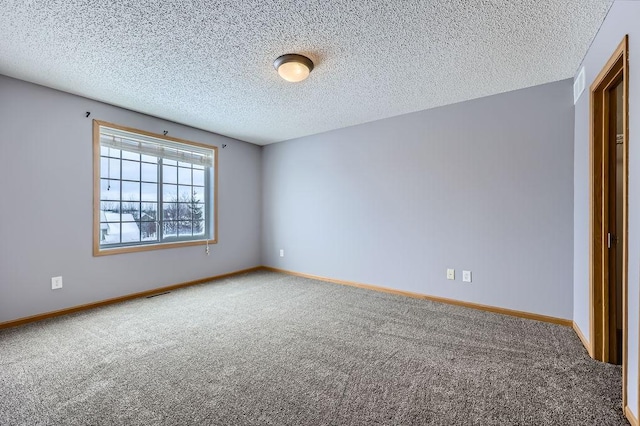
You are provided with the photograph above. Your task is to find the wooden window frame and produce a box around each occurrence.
[93,120,218,256]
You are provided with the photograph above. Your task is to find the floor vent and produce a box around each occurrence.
[146,291,171,299]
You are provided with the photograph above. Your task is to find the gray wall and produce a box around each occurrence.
[262,79,575,319]
[0,75,262,323]
[573,0,640,416]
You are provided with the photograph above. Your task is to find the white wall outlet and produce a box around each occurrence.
[462,270,472,283]
[51,276,63,290]
[279,249,284,257]
[446,269,455,280]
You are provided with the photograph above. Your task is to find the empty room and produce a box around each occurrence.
[1,1,639,425]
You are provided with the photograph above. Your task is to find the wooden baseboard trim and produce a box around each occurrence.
[263,267,572,327]
[0,266,577,331]
[626,406,639,426]
[572,321,593,357]
[0,266,262,330]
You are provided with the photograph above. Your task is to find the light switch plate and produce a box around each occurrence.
[447,269,455,280]
[462,270,472,283]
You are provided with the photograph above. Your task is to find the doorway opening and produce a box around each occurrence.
[589,34,628,404]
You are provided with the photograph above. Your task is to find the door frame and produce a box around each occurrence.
[589,34,629,406]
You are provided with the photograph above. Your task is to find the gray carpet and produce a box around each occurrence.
[0,270,627,425]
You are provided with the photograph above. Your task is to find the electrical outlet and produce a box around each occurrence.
[51,276,63,290]
[462,270,472,283]
[279,249,284,257]
[446,269,455,280]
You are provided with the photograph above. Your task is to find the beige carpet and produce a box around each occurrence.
[0,270,627,425]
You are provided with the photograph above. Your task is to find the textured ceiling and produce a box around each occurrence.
[0,1,612,145]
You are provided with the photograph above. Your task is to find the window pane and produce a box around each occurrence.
[163,159,177,166]
[100,158,120,180]
[141,163,157,182]
[163,202,177,220]
[141,183,157,202]
[178,203,190,221]
[163,221,177,238]
[178,221,192,237]
[100,179,120,201]
[193,169,205,186]
[193,203,205,222]
[100,201,119,212]
[191,189,204,202]
[109,158,121,179]
[100,157,107,178]
[121,202,140,221]
[101,222,120,245]
[193,220,205,236]
[141,221,158,241]
[122,160,140,181]
[178,186,193,201]
[101,146,121,158]
[141,154,158,163]
[163,165,177,184]
[122,181,140,201]
[178,167,192,185]
[141,203,158,220]
[121,221,140,243]
[163,184,177,202]
[100,157,117,179]
[122,150,140,161]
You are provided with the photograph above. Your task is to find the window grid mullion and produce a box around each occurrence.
[119,152,123,244]
[205,166,210,239]
[136,156,141,242]
[175,165,181,238]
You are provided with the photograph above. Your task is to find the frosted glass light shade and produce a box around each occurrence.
[277,61,310,82]
[274,54,314,83]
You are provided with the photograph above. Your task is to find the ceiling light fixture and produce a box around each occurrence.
[274,54,314,83]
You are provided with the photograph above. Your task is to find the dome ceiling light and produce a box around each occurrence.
[274,54,314,83]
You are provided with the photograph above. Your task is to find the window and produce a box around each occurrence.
[93,120,217,255]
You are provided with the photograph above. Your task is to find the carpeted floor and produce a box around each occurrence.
[0,270,628,425]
